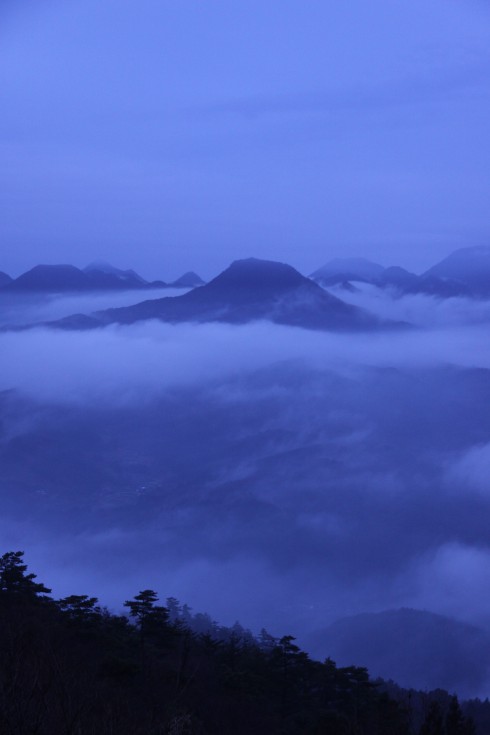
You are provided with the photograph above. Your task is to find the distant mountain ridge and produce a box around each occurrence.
[306,607,490,698]
[4,245,490,298]
[311,257,385,285]
[1,262,204,293]
[89,257,389,332]
[423,245,490,297]
[83,261,149,289]
[7,264,93,292]
[311,246,490,298]
[171,271,205,288]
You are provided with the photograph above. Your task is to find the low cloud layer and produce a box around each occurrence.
[1,291,490,696]
[328,281,490,327]
[0,287,185,328]
[3,314,490,405]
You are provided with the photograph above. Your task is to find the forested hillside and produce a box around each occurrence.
[0,551,481,735]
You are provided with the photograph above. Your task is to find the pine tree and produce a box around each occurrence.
[57,594,100,622]
[0,550,51,598]
[124,589,169,634]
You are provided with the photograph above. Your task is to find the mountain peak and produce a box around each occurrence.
[210,258,307,292]
[8,264,90,292]
[306,607,490,697]
[311,257,385,285]
[88,256,387,332]
[171,271,205,288]
[84,261,148,285]
[423,245,490,296]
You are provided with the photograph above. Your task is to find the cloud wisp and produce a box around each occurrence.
[1,293,490,702]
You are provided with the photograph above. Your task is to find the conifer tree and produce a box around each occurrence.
[57,594,100,622]
[124,589,169,634]
[0,550,51,598]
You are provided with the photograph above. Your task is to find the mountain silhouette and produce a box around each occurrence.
[377,266,419,290]
[3,263,168,293]
[383,267,471,298]
[6,265,93,292]
[311,257,385,286]
[305,608,490,698]
[311,253,475,298]
[423,245,490,297]
[171,271,205,288]
[83,261,152,289]
[93,258,386,331]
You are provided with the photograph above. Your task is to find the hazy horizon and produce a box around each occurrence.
[2,1,490,279]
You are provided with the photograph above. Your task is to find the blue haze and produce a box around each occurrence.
[1,0,490,276]
[2,1,490,698]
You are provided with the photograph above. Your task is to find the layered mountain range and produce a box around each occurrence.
[311,245,490,298]
[0,261,204,293]
[4,245,490,298]
[4,246,490,709]
[3,245,490,333]
[305,608,490,698]
[86,257,388,332]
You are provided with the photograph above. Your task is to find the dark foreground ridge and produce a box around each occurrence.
[0,551,482,734]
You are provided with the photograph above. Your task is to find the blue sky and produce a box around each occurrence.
[1,0,490,279]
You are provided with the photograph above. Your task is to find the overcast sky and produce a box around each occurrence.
[1,0,490,279]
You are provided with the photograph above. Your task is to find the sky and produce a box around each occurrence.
[1,0,490,279]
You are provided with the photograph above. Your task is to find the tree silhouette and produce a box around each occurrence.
[420,701,444,735]
[0,550,51,598]
[57,594,100,622]
[1,550,486,735]
[124,589,169,635]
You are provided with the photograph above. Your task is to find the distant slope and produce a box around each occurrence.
[94,258,387,331]
[4,263,167,293]
[407,274,471,298]
[171,271,205,288]
[312,255,473,298]
[377,266,419,290]
[311,257,385,286]
[381,246,490,298]
[382,267,471,297]
[7,265,93,292]
[306,608,490,698]
[84,261,152,289]
[0,271,12,287]
[423,245,490,297]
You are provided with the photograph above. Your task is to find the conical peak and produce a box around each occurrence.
[212,258,306,291]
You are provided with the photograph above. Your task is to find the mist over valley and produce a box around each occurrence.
[2,248,490,702]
